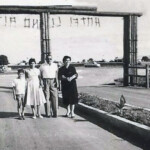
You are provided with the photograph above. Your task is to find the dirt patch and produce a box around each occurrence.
[79,92,150,127]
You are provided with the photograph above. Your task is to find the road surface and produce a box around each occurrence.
[78,85,150,109]
[0,73,149,150]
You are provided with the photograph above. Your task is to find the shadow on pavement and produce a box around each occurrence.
[0,112,19,118]
[0,112,32,119]
[58,97,150,149]
[75,108,150,150]
[0,90,12,93]
[0,72,16,75]
[0,86,13,93]
[0,86,12,90]
[0,86,12,89]
[73,119,87,122]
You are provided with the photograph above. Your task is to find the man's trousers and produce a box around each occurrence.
[43,78,58,117]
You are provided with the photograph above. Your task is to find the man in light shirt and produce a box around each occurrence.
[40,55,58,118]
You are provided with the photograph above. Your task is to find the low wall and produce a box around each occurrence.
[8,62,123,69]
[72,62,123,67]
[8,64,40,70]
[77,103,150,142]
[98,62,123,67]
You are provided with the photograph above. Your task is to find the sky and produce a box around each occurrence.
[0,0,149,64]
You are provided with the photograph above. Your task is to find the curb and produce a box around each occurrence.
[76,102,150,142]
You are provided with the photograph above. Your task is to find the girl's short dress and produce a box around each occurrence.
[25,68,46,106]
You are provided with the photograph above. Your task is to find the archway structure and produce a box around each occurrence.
[0,5,142,86]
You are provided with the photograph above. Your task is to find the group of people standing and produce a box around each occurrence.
[12,55,78,120]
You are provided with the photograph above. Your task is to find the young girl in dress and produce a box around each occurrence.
[25,58,46,119]
[12,69,26,120]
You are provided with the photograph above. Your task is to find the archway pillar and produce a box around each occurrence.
[123,15,138,86]
[40,12,51,63]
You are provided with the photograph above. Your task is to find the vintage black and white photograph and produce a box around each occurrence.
[0,0,150,150]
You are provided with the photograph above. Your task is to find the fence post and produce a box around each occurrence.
[146,65,149,88]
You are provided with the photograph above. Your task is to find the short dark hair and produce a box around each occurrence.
[18,69,24,74]
[63,56,71,63]
[29,58,36,65]
[46,55,52,60]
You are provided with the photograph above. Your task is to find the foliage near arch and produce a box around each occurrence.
[0,55,9,65]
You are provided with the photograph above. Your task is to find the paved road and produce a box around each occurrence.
[79,85,150,109]
[0,74,146,150]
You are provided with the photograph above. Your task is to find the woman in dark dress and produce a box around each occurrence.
[58,56,78,118]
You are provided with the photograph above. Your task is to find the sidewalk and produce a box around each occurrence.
[0,74,146,150]
[0,76,149,150]
[0,88,144,150]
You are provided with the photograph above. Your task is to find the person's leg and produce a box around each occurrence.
[37,105,43,118]
[65,104,71,116]
[16,95,22,118]
[17,98,22,119]
[31,105,36,119]
[50,79,58,117]
[22,107,25,120]
[21,95,25,119]
[43,79,50,117]
[70,104,75,118]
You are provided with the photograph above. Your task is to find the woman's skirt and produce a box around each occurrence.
[26,78,46,106]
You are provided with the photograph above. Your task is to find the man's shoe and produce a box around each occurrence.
[52,115,57,118]
[45,115,51,118]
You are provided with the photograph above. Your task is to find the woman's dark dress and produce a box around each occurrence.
[58,65,78,105]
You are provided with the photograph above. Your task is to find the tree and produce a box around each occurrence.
[88,58,94,63]
[0,55,9,65]
[142,56,149,62]
[101,59,106,62]
[18,60,28,65]
[82,59,86,63]
[114,57,123,62]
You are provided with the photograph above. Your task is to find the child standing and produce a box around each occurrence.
[12,69,27,120]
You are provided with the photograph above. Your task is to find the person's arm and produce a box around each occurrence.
[38,69,43,88]
[25,70,28,79]
[55,68,59,88]
[39,65,43,80]
[58,67,67,81]
[39,76,43,87]
[12,80,16,100]
[69,74,77,81]
[12,87,16,100]
[69,66,78,82]
[62,75,67,80]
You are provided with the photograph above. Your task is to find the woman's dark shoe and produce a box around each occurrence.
[18,116,23,120]
[71,113,75,118]
[22,116,25,120]
[64,114,69,117]
[64,113,71,117]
